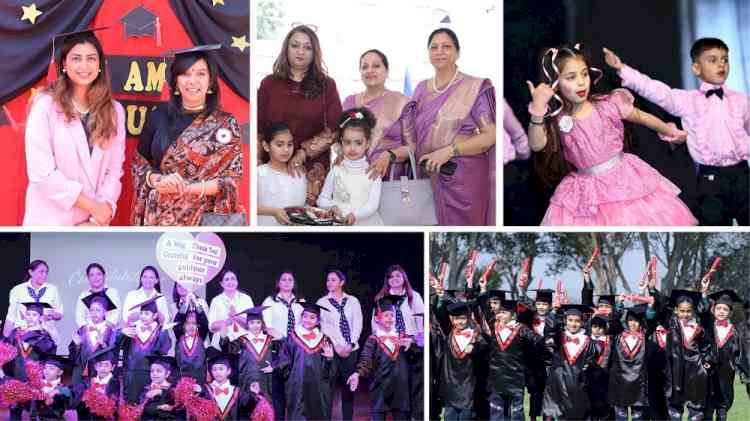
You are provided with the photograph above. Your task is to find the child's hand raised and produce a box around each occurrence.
[322,341,334,359]
[526,81,555,114]
[603,48,624,71]
[346,373,359,391]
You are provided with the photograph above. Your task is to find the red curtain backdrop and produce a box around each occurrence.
[0,0,249,226]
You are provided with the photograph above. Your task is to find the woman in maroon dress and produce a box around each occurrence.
[257,25,343,204]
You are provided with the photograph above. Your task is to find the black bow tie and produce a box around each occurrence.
[705,88,724,100]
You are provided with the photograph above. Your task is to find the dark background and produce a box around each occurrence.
[0,232,424,343]
[504,0,699,225]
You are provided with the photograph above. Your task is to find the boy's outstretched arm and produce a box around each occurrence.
[603,47,690,118]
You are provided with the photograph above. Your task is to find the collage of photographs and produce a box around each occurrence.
[0,0,746,420]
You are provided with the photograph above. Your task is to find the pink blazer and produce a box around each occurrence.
[23,94,126,226]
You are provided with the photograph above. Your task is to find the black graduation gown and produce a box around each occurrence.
[356,333,413,414]
[708,319,749,409]
[198,382,255,421]
[173,306,209,383]
[429,293,445,420]
[275,332,336,420]
[542,314,600,419]
[606,329,650,407]
[663,311,715,406]
[233,334,274,399]
[3,328,56,380]
[73,376,121,421]
[69,323,117,383]
[434,323,486,410]
[117,326,172,403]
[139,383,186,421]
[486,321,547,396]
[646,326,669,420]
[518,295,554,403]
[32,383,73,421]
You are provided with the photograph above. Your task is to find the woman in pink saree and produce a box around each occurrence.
[410,28,497,226]
[342,49,411,180]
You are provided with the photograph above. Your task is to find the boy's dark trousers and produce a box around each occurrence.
[696,161,749,225]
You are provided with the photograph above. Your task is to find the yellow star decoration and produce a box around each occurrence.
[212,0,224,6]
[231,35,250,53]
[21,3,43,25]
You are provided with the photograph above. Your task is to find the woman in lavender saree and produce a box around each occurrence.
[411,28,497,226]
[342,49,411,180]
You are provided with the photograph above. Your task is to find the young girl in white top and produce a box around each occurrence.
[317,108,384,225]
[258,122,307,225]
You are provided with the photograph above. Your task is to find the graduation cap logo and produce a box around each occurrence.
[120,5,162,46]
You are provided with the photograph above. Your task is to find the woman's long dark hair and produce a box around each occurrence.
[137,265,161,293]
[47,32,117,147]
[533,45,632,188]
[23,260,49,282]
[167,51,221,121]
[374,264,415,307]
[272,270,303,302]
[272,25,329,99]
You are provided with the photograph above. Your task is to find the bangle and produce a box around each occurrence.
[530,118,545,126]
[145,171,155,188]
[451,143,460,157]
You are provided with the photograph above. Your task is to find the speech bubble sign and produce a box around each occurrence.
[156,232,227,292]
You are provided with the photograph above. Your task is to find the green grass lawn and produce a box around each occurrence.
[484,378,750,420]
[730,378,750,421]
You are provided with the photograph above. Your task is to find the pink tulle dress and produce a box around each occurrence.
[541,89,698,226]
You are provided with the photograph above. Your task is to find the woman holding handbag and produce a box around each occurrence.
[131,44,245,226]
[408,28,497,226]
[257,25,342,205]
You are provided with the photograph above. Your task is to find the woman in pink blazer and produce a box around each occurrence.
[23,29,125,226]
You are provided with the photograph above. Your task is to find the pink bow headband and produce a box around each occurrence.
[541,43,603,117]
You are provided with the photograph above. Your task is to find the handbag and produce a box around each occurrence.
[199,212,247,226]
[378,148,438,225]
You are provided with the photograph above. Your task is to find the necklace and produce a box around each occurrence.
[71,99,89,115]
[183,103,205,112]
[432,67,459,94]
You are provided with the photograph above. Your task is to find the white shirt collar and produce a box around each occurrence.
[343,157,368,169]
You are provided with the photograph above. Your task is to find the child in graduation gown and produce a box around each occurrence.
[3,302,56,420]
[433,300,486,420]
[69,291,118,384]
[139,354,185,421]
[588,311,615,421]
[117,296,172,403]
[230,306,274,398]
[484,298,548,421]
[347,295,415,421]
[74,346,121,421]
[606,303,656,421]
[704,290,750,421]
[647,297,670,421]
[655,289,716,421]
[174,295,210,383]
[543,304,600,420]
[273,302,336,420]
[31,354,74,421]
[196,350,259,421]
[518,288,555,421]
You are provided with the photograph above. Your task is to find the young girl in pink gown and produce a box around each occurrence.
[526,45,698,226]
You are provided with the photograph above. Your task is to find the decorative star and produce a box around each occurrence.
[21,4,43,25]
[231,35,250,53]
[212,0,224,6]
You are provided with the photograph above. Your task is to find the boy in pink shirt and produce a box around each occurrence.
[604,38,749,226]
